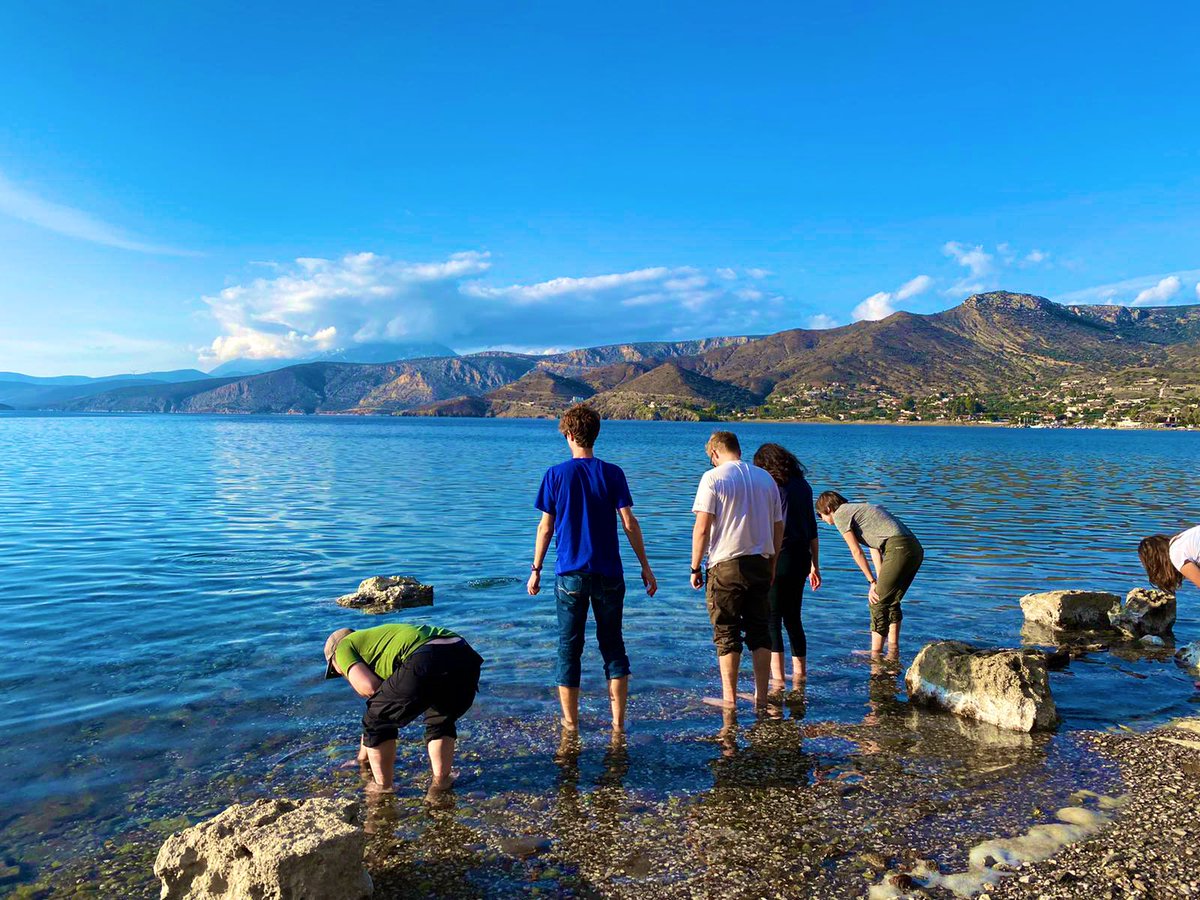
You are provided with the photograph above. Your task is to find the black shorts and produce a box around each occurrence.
[361,640,484,747]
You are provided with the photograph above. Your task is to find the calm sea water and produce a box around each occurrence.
[0,414,1197,891]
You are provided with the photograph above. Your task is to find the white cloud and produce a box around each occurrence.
[852,292,896,322]
[851,274,933,322]
[746,268,773,279]
[1133,275,1182,306]
[1023,249,1049,265]
[201,252,797,363]
[715,267,737,280]
[1053,269,1200,307]
[0,170,195,256]
[895,274,934,301]
[1196,281,1200,300]
[943,242,994,278]
[807,313,840,330]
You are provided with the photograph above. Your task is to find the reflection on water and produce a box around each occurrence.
[0,415,1196,894]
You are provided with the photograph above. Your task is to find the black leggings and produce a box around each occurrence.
[767,550,808,658]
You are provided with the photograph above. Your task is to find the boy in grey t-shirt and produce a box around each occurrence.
[817,491,923,659]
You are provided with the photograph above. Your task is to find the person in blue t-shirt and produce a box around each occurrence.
[528,404,657,734]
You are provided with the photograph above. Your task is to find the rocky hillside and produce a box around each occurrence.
[52,293,1200,424]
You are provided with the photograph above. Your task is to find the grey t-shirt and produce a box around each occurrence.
[832,502,914,550]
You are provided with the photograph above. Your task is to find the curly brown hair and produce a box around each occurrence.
[559,404,601,448]
[1139,534,1183,594]
[752,443,807,487]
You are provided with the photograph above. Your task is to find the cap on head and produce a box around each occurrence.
[323,628,354,679]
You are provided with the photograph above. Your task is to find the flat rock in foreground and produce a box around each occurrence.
[1019,590,1120,630]
[906,640,1058,732]
[1108,587,1176,639]
[336,575,433,614]
[154,797,372,900]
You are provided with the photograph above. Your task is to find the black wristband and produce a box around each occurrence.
[691,567,702,575]
[531,564,542,573]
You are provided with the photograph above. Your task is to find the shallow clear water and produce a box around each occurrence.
[0,414,1196,893]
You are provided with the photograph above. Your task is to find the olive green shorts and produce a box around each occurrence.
[870,536,924,636]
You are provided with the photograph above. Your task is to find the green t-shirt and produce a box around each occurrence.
[334,623,458,680]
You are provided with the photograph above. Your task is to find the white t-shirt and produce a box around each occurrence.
[1169,525,1200,573]
[692,460,783,566]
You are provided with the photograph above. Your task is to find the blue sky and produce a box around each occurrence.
[2,2,1199,376]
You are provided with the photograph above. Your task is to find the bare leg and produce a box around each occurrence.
[718,651,741,707]
[608,676,628,732]
[558,686,580,730]
[425,737,456,806]
[366,739,397,791]
[886,623,901,660]
[770,651,786,683]
[751,647,771,709]
[870,631,886,658]
[792,657,811,686]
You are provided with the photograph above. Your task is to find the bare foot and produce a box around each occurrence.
[702,696,737,709]
[560,718,579,732]
[424,777,455,808]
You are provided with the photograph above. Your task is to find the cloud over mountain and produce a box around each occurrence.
[201,252,789,362]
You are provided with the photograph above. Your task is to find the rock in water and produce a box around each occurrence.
[154,798,372,900]
[335,575,433,614]
[1108,587,1176,639]
[905,640,1058,732]
[1018,590,1120,630]
[1176,641,1200,671]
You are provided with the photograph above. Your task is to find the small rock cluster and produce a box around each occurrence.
[154,797,372,899]
[335,575,433,614]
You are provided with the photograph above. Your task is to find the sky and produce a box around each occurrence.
[1,2,1199,376]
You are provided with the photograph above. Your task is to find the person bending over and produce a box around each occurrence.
[528,404,657,734]
[815,491,923,660]
[752,443,821,686]
[1139,524,1200,594]
[324,623,483,803]
[691,430,784,710]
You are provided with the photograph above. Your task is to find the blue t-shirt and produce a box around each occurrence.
[535,457,633,578]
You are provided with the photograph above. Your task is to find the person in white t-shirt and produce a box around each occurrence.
[690,430,784,710]
[1139,525,1200,594]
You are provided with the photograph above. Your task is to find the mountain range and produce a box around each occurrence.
[7,292,1200,423]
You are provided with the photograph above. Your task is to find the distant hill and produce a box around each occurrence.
[0,369,211,409]
[0,403,12,411]
[208,342,458,377]
[589,363,761,420]
[408,370,595,419]
[54,293,1200,425]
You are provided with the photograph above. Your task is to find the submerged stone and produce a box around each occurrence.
[1018,590,1120,630]
[1108,588,1176,639]
[905,640,1058,732]
[154,797,372,900]
[335,575,433,615]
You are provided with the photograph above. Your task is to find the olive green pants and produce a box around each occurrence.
[870,536,924,636]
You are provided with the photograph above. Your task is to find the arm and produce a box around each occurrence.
[618,506,657,596]
[527,511,554,595]
[692,512,714,589]
[842,531,876,585]
[808,537,821,589]
[346,662,383,699]
[1183,561,1200,590]
[868,546,882,603]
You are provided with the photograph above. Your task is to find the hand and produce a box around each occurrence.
[691,571,704,590]
[868,582,880,605]
[809,566,822,590]
[527,570,541,596]
[642,565,658,597]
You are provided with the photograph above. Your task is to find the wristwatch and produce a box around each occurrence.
[691,567,702,575]
[531,564,543,573]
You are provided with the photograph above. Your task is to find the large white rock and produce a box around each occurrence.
[905,640,1058,732]
[1175,641,1200,672]
[154,798,372,900]
[1018,590,1120,630]
[1109,587,1176,638]
[335,575,433,615]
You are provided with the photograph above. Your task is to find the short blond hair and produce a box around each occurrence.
[705,430,741,457]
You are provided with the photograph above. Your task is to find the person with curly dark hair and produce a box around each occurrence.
[752,443,820,686]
